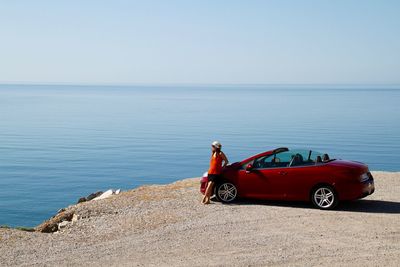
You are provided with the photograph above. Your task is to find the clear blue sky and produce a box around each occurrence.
[0,0,399,85]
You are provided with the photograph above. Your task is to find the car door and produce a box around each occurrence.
[282,165,317,201]
[237,155,286,199]
[245,150,307,200]
[278,150,318,200]
[272,166,303,200]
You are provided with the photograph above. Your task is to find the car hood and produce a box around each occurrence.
[226,162,241,169]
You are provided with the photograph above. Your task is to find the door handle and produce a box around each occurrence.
[278,171,288,175]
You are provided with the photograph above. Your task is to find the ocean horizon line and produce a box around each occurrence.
[1,82,400,89]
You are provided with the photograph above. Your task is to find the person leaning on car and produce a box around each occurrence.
[202,141,229,204]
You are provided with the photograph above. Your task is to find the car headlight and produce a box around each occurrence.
[360,173,369,182]
[200,172,208,184]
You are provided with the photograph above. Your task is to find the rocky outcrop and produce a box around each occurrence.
[77,191,103,203]
[36,189,121,233]
[35,210,76,233]
[77,189,121,203]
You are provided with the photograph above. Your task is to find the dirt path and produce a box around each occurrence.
[0,171,399,266]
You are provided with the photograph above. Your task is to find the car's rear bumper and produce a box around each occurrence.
[339,173,375,200]
[358,177,375,199]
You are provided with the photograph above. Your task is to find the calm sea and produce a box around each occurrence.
[0,84,399,227]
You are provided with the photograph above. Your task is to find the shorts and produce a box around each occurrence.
[208,174,221,183]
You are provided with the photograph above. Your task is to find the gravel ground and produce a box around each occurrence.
[0,171,399,267]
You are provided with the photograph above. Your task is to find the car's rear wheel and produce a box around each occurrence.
[311,185,338,210]
[215,182,237,203]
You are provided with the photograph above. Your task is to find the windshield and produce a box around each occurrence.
[242,149,333,169]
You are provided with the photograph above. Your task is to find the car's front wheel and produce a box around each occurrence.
[311,185,338,210]
[215,182,238,203]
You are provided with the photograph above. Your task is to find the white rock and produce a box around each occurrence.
[93,189,113,200]
[58,221,69,230]
[72,214,79,223]
[114,189,121,195]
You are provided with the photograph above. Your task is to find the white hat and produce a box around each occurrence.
[212,141,222,148]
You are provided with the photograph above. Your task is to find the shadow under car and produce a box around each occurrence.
[214,197,400,214]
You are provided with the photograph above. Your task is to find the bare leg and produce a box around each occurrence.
[203,181,214,204]
[201,192,207,204]
[202,184,210,204]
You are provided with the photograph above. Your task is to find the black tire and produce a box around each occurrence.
[215,182,238,203]
[311,185,338,210]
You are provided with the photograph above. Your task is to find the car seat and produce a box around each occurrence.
[322,154,330,162]
[290,154,304,166]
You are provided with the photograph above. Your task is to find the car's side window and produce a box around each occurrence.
[253,155,272,169]
[288,150,320,167]
[273,151,294,166]
[253,153,290,169]
[241,150,330,170]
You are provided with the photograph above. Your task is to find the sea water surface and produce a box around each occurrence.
[1,84,399,227]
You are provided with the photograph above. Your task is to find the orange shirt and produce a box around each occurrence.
[208,152,223,174]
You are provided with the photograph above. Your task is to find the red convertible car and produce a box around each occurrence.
[200,147,375,209]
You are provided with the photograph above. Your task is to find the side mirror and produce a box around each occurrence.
[246,164,253,173]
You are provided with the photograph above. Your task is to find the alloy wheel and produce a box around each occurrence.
[313,187,335,209]
[217,183,237,203]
